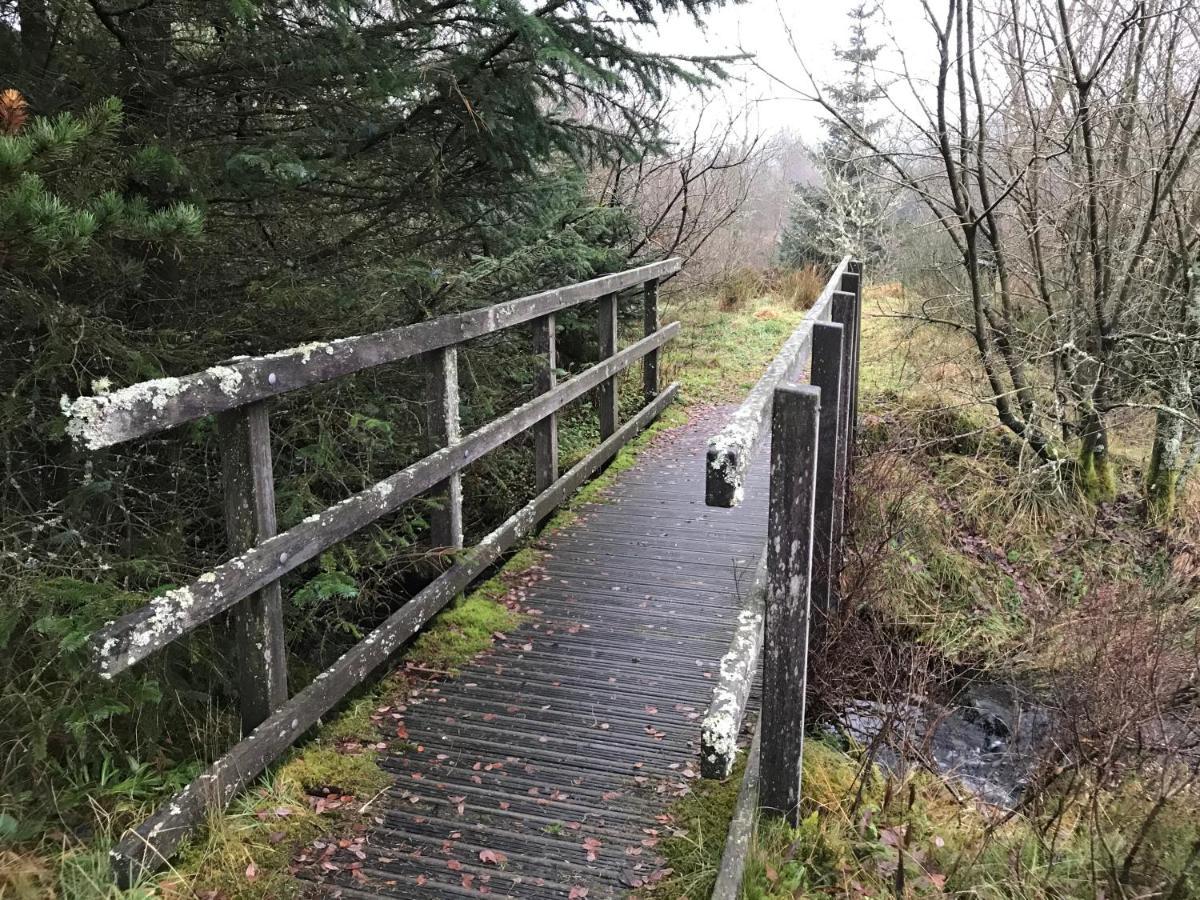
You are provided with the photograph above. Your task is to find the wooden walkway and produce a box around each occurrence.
[303,406,769,898]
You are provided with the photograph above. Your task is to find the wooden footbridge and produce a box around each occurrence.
[63,257,862,897]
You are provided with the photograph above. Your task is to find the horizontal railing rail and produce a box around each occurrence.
[704,255,855,507]
[62,258,683,883]
[64,259,681,450]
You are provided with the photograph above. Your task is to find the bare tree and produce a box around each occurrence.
[766,0,1200,515]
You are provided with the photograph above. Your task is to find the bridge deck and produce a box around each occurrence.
[303,407,768,898]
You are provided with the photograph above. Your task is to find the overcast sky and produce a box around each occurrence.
[641,0,934,142]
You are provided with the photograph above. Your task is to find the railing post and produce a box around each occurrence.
[831,291,857,550]
[217,401,288,734]
[598,291,619,439]
[840,263,863,450]
[810,323,845,642]
[760,385,820,827]
[643,278,659,404]
[426,345,463,549]
[533,313,558,493]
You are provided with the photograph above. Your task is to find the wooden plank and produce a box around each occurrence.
[217,402,288,733]
[809,322,845,644]
[90,324,681,679]
[643,278,659,404]
[711,723,762,900]
[700,549,766,778]
[598,292,618,440]
[426,346,463,549]
[532,314,558,493]
[705,256,850,508]
[63,260,683,451]
[110,383,682,886]
[759,385,819,827]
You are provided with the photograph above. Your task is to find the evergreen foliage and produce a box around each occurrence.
[777,3,891,269]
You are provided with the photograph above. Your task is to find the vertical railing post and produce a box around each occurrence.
[831,290,857,551]
[598,291,619,439]
[840,263,863,450]
[218,401,288,734]
[643,278,660,405]
[760,385,820,827]
[810,323,845,643]
[533,313,558,493]
[426,345,463,549]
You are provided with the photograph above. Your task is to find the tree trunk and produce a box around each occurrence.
[17,0,52,79]
[1077,404,1116,502]
[1146,406,1184,522]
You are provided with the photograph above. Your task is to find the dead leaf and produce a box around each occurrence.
[582,836,602,862]
[479,848,508,865]
[568,887,589,899]
[245,862,257,881]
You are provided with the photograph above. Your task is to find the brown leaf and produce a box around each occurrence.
[568,887,589,899]
[479,849,508,865]
[244,862,257,881]
[582,836,602,862]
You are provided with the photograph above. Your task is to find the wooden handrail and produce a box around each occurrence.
[92,323,679,678]
[64,260,682,883]
[63,258,682,450]
[704,255,853,507]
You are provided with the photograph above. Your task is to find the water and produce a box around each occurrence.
[829,681,1053,807]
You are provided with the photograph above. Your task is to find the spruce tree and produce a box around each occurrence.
[778,2,890,269]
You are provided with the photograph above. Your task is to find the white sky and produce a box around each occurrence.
[640,0,935,142]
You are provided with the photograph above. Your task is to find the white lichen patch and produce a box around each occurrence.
[210,365,244,396]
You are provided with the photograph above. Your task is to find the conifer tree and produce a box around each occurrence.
[778,2,891,269]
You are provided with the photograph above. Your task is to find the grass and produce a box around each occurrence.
[661,292,809,406]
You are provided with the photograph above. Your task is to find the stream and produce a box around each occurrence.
[830,681,1054,807]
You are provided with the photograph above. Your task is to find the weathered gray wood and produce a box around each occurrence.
[705,255,851,508]
[63,259,683,451]
[809,323,845,646]
[110,382,681,886]
[711,722,762,900]
[217,402,288,733]
[598,292,618,439]
[643,278,659,404]
[91,324,680,678]
[425,346,463,549]
[831,291,856,547]
[760,385,819,827]
[841,265,862,454]
[532,313,558,493]
[700,548,766,779]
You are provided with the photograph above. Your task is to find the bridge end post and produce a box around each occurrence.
[760,384,820,827]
